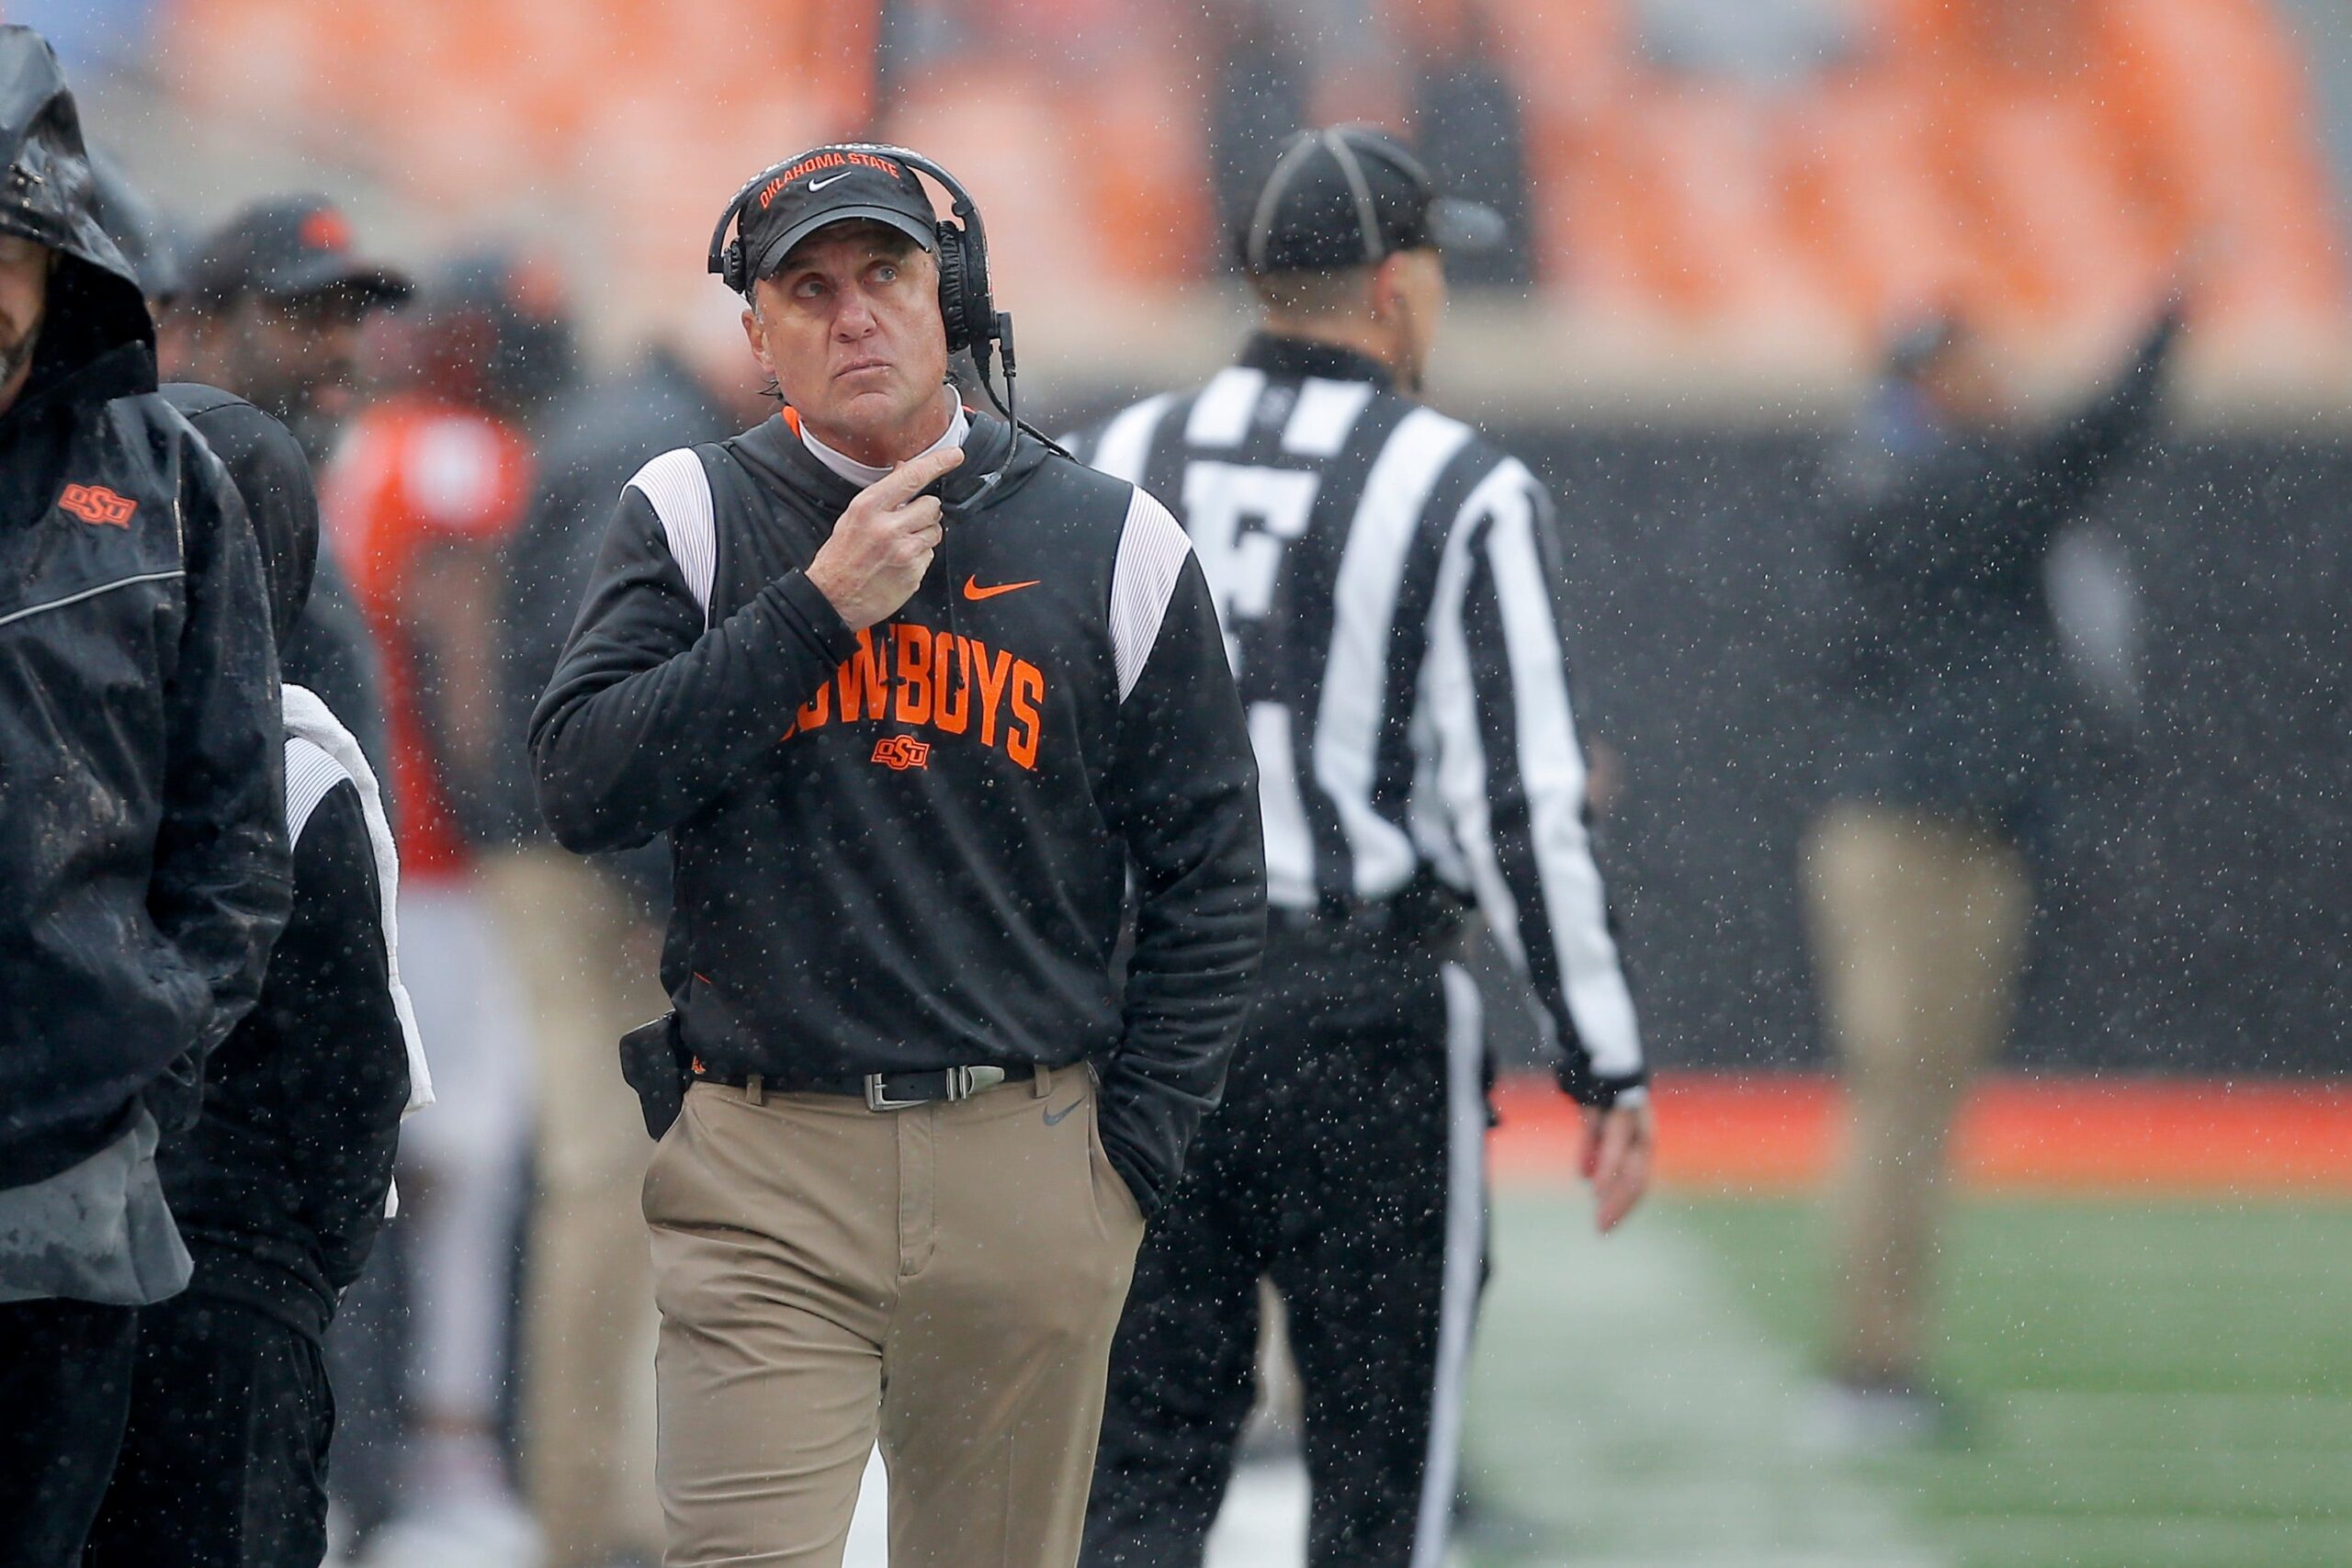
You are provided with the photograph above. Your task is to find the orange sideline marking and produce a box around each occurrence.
[1488,1072,2352,1195]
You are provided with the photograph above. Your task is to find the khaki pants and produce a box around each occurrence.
[1804,804,2030,1382]
[644,1066,1145,1568]
[480,848,669,1566]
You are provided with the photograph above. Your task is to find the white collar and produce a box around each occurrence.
[798,389,967,486]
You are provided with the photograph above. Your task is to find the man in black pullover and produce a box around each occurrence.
[532,145,1264,1566]
[80,370,424,1567]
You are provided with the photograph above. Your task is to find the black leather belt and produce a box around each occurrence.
[693,1062,1037,1111]
[1267,883,1472,946]
[1267,901,1421,941]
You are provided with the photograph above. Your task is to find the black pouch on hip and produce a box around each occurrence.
[618,1011,692,1139]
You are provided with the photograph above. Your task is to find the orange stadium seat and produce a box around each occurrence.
[1069,56,1211,287]
[884,63,1114,313]
[1611,81,1849,338]
[2095,0,2347,352]
[1540,93,1665,315]
[1948,76,2165,349]
[163,0,879,332]
[1784,68,1973,333]
[1484,0,1639,295]
[155,0,2342,362]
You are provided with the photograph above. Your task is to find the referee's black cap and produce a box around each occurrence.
[733,147,939,288]
[1238,125,1505,276]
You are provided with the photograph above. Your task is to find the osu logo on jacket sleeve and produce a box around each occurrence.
[786,620,1046,770]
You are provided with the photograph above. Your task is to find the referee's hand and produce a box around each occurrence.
[1580,1098,1655,1235]
[806,446,965,631]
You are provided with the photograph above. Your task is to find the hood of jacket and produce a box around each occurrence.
[0,27,154,411]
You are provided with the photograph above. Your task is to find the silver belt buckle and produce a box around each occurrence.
[864,1065,1008,1111]
[864,1074,924,1111]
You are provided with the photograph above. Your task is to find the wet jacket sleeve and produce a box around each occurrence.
[1094,491,1267,1213]
[152,443,292,1078]
[531,483,860,852]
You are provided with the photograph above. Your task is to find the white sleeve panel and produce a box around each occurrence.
[280,682,434,1119]
[283,734,353,844]
[625,447,717,625]
[1111,487,1195,703]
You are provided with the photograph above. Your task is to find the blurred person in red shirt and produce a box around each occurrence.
[325,255,568,1568]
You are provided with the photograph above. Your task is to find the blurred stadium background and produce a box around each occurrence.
[39,0,2349,1077]
[15,2,2348,1564]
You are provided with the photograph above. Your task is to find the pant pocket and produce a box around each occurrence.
[1085,1095,1147,1236]
[639,1083,704,1225]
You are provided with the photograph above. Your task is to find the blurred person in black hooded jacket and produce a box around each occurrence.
[141,184,410,778]
[82,329,431,1568]
[1805,300,2178,1439]
[0,28,290,1566]
[490,297,749,1568]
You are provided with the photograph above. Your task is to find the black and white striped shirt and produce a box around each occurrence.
[1066,333,1644,1100]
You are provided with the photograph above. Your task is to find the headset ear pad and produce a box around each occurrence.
[933,222,971,353]
[933,220,994,356]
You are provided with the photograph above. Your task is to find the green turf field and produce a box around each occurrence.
[1460,1191,2352,1568]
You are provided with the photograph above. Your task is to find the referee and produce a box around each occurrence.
[1065,125,1654,1567]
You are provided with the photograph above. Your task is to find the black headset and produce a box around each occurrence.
[707,141,1018,425]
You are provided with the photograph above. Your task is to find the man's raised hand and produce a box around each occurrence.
[805,446,965,631]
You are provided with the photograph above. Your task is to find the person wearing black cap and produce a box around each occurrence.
[532,142,1265,1566]
[85,161,394,786]
[0,28,290,1566]
[1062,124,1656,1568]
[178,194,413,465]
[81,356,431,1568]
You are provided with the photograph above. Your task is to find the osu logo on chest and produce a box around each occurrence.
[59,484,137,527]
[871,735,931,771]
[786,622,1046,770]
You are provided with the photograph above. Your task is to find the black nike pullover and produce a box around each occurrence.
[531,410,1265,1210]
